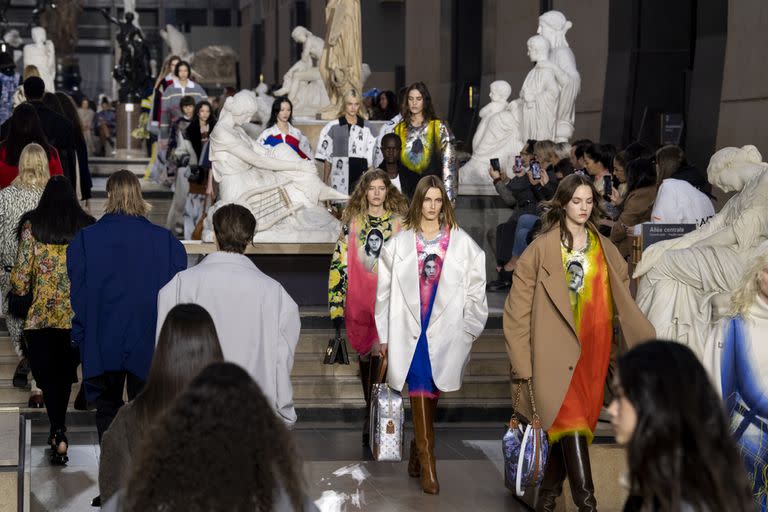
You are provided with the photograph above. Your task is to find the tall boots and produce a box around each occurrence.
[359,355,381,447]
[535,433,597,512]
[410,395,439,494]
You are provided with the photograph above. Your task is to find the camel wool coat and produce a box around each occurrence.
[375,227,488,392]
[504,227,655,430]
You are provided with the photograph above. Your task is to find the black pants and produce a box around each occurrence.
[496,211,521,265]
[24,328,77,435]
[89,371,145,442]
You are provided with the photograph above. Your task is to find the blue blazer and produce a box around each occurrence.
[67,214,186,387]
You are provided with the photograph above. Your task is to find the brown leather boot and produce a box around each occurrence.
[411,395,439,494]
[408,438,420,477]
[359,357,373,447]
[535,440,566,512]
[561,433,597,511]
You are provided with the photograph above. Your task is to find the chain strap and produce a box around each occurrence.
[509,378,540,428]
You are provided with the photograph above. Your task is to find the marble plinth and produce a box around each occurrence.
[294,118,387,154]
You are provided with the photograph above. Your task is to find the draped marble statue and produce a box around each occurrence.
[22,27,54,91]
[634,145,768,358]
[203,90,348,243]
[274,26,330,118]
[317,0,363,120]
[537,10,581,143]
[520,35,561,142]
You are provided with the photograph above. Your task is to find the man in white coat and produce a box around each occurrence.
[156,204,301,426]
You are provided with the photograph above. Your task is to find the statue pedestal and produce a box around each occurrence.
[116,102,144,153]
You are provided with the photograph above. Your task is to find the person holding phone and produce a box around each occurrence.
[584,143,619,235]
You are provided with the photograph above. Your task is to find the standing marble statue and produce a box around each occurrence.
[22,27,54,92]
[519,35,561,142]
[318,0,362,120]
[159,24,194,63]
[538,10,581,142]
[634,145,768,357]
[274,26,329,117]
[203,90,348,243]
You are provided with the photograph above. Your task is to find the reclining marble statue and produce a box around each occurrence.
[634,145,768,358]
[273,26,329,118]
[202,90,348,243]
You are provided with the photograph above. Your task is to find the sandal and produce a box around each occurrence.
[49,429,68,466]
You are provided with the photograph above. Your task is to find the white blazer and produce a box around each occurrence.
[375,228,488,392]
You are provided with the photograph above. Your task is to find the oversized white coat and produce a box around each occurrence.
[375,228,488,392]
[156,252,301,426]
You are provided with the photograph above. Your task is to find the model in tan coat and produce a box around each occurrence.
[504,174,655,511]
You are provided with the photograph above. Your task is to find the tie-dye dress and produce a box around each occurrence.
[549,229,613,443]
[406,227,451,398]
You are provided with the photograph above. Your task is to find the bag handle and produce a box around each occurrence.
[375,353,388,385]
[509,378,540,428]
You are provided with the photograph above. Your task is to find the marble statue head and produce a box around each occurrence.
[489,80,512,102]
[538,10,572,49]
[527,35,551,63]
[222,90,259,125]
[707,145,765,193]
[31,27,46,44]
[291,26,310,43]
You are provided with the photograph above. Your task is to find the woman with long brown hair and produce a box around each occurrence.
[375,175,488,494]
[504,173,654,511]
[328,168,407,447]
[392,82,457,201]
[98,303,224,502]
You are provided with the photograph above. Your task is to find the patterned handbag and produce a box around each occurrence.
[502,378,549,496]
[370,355,404,461]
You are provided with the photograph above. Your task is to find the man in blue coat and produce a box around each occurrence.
[67,170,186,441]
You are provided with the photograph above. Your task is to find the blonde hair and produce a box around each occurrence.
[22,65,40,81]
[155,55,181,89]
[728,250,768,318]
[105,169,151,216]
[337,89,365,119]
[341,168,408,225]
[534,140,559,167]
[13,143,49,190]
[404,175,458,230]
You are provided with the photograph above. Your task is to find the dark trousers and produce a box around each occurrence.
[90,371,145,442]
[496,212,520,265]
[24,328,76,435]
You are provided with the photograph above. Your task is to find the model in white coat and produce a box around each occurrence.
[375,175,488,494]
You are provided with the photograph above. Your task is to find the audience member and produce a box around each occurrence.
[67,170,186,443]
[77,98,95,155]
[655,143,708,191]
[12,65,40,108]
[55,91,93,201]
[504,174,654,511]
[610,157,657,260]
[0,52,18,126]
[609,341,753,511]
[0,143,49,404]
[703,250,768,510]
[651,145,714,225]
[569,138,593,170]
[99,303,224,503]
[317,89,376,196]
[114,363,317,512]
[328,169,407,446]
[156,204,301,426]
[554,141,571,162]
[0,103,63,187]
[612,142,652,203]
[377,132,419,199]
[11,175,94,465]
[159,60,207,141]
[93,97,116,156]
[584,143,616,197]
[553,157,575,180]
[372,89,398,121]
[257,96,313,160]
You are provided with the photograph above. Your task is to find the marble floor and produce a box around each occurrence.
[29,422,532,512]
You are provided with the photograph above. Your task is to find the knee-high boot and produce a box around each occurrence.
[535,441,566,512]
[410,395,439,494]
[561,433,597,511]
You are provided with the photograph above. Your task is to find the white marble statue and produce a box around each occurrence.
[634,145,768,357]
[538,10,581,142]
[159,24,194,62]
[318,0,363,120]
[3,30,23,68]
[23,27,54,92]
[274,26,330,118]
[459,80,525,191]
[203,90,348,243]
[520,35,561,143]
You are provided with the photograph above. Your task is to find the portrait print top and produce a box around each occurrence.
[316,116,376,195]
[328,212,402,355]
[549,229,613,443]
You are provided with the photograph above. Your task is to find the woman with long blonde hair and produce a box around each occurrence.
[12,65,40,108]
[316,89,376,196]
[329,168,407,447]
[703,248,768,510]
[0,143,50,407]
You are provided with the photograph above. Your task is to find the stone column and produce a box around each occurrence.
[404,0,446,110]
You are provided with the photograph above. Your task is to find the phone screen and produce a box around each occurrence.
[603,175,613,200]
[531,162,541,180]
[490,158,500,172]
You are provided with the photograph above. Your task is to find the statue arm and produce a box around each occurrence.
[99,8,120,26]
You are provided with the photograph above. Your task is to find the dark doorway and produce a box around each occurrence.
[448,0,483,149]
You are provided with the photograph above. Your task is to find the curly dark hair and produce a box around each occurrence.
[617,341,753,511]
[124,362,307,512]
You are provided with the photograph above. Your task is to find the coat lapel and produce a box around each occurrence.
[540,230,577,337]
[429,229,464,325]
[394,232,421,324]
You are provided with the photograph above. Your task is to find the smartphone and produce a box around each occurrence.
[530,161,541,180]
[602,175,613,201]
[514,155,523,172]
[490,158,501,172]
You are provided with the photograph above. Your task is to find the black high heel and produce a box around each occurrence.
[49,430,68,465]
